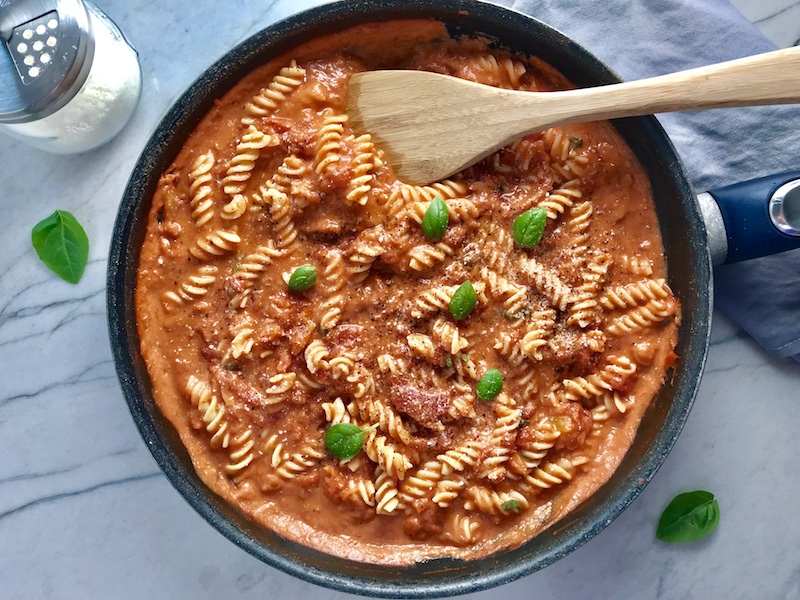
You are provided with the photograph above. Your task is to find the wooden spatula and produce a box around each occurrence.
[346,47,800,185]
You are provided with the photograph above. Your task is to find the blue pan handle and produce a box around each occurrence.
[700,170,800,265]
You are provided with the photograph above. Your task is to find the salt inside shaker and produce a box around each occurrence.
[0,0,141,153]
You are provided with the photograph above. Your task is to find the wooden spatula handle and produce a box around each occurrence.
[517,46,800,131]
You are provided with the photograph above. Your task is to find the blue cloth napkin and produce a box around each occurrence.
[511,0,800,363]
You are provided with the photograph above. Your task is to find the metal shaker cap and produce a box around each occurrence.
[0,0,95,123]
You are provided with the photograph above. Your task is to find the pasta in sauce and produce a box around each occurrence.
[136,20,680,565]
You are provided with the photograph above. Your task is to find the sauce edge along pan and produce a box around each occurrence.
[109,0,748,596]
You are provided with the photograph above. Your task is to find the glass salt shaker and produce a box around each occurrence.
[0,0,142,153]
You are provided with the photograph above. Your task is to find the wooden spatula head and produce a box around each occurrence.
[346,70,524,185]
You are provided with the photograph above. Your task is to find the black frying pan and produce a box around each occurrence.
[106,1,799,597]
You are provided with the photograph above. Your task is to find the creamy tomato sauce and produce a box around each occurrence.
[136,20,679,565]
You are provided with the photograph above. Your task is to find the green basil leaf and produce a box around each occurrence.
[449,280,477,320]
[500,499,520,512]
[656,490,720,543]
[31,210,89,284]
[512,207,547,248]
[476,369,503,402]
[324,423,367,460]
[288,265,317,292]
[421,195,449,240]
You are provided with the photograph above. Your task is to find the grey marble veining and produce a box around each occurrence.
[1,1,799,599]
[732,0,800,47]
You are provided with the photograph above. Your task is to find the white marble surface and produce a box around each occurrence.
[1,1,799,599]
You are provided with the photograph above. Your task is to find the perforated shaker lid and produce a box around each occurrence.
[0,0,94,124]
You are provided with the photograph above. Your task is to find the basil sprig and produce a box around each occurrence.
[512,207,547,248]
[449,280,477,320]
[421,195,449,240]
[287,265,317,292]
[476,369,503,402]
[31,210,89,284]
[656,490,720,543]
[324,423,377,460]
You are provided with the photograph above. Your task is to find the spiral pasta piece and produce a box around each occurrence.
[542,129,591,182]
[190,229,241,261]
[538,180,582,220]
[315,108,348,175]
[365,430,414,480]
[480,446,512,482]
[449,355,479,381]
[445,514,481,546]
[599,279,672,311]
[244,60,306,117]
[229,326,255,359]
[438,440,482,475]
[185,375,229,449]
[480,267,528,315]
[188,151,216,226]
[464,487,529,515]
[542,128,583,161]
[520,258,573,311]
[447,392,477,420]
[567,254,611,328]
[399,460,443,502]
[377,354,408,375]
[491,393,521,443]
[221,193,248,220]
[568,201,593,249]
[316,296,342,331]
[619,255,654,276]
[411,285,458,318]
[432,474,467,507]
[519,309,557,360]
[329,352,357,381]
[321,397,352,425]
[228,241,285,308]
[163,265,218,307]
[475,53,527,89]
[493,332,525,367]
[347,242,383,283]
[517,418,561,470]
[345,134,382,206]
[293,372,321,392]
[432,317,469,355]
[600,390,631,414]
[560,355,637,404]
[523,456,589,490]
[407,333,436,359]
[606,299,676,336]
[408,242,454,271]
[277,447,324,480]
[345,478,377,507]
[267,154,314,206]
[374,467,403,514]
[270,191,298,251]
[222,125,278,196]
[476,226,515,271]
[225,429,255,474]
[260,374,296,409]
[262,434,286,468]
[352,397,411,445]
[405,198,480,224]
[385,179,468,216]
